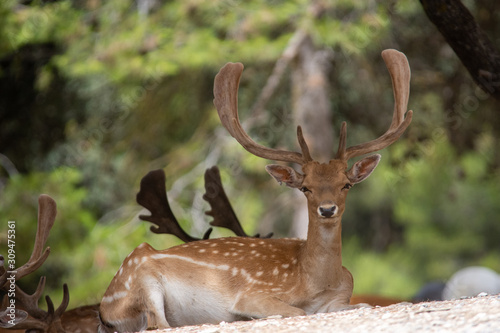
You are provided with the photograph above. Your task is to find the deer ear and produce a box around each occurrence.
[265,165,304,189]
[0,309,28,328]
[347,154,381,184]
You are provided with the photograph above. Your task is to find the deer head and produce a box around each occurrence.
[213,49,411,228]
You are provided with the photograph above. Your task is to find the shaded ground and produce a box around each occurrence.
[152,294,500,333]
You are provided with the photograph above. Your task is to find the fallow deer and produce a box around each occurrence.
[139,167,405,308]
[0,195,100,333]
[98,49,412,332]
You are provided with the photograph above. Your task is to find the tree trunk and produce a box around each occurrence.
[290,35,334,238]
[420,0,500,100]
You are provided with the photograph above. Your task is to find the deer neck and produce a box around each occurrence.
[300,209,344,287]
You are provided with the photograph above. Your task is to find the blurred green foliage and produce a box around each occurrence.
[0,0,499,308]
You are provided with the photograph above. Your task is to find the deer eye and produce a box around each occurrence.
[300,186,311,193]
[342,183,352,191]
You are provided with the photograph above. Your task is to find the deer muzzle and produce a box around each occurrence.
[317,201,338,218]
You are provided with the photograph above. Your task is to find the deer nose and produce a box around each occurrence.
[317,202,337,218]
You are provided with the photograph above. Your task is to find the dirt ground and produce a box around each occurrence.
[151,294,500,333]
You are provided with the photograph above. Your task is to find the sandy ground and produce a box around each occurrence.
[151,294,500,333]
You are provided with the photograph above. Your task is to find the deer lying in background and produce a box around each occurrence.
[98,49,412,332]
[0,195,99,333]
[1,167,256,333]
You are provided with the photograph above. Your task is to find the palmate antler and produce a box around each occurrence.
[137,168,270,242]
[136,169,210,242]
[203,166,272,238]
[213,49,412,164]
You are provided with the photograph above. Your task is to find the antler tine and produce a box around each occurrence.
[14,276,49,323]
[137,169,200,243]
[214,62,306,165]
[343,49,413,161]
[10,278,68,330]
[296,126,313,162]
[334,122,347,160]
[52,283,70,319]
[203,166,249,237]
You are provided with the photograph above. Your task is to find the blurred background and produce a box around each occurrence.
[0,0,499,309]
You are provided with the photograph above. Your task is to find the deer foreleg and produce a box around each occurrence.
[231,295,306,319]
[146,292,171,329]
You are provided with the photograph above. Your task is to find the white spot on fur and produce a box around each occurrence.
[150,253,230,271]
[240,269,257,284]
[124,281,131,290]
[273,267,279,276]
[102,291,128,303]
